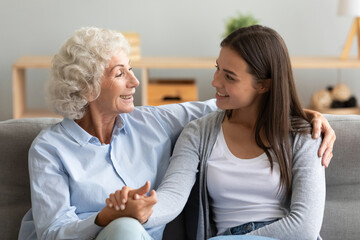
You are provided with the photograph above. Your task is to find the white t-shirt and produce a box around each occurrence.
[207,127,287,235]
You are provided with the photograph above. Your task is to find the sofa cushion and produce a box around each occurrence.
[0,118,61,240]
[320,184,360,240]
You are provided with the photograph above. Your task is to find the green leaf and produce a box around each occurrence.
[223,13,259,37]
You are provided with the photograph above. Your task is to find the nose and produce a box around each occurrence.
[127,72,139,88]
[211,71,221,88]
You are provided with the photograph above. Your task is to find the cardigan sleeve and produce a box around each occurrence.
[248,134,326,240]
[143,119,202,228]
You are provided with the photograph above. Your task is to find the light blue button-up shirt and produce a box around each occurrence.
[18,100,216,240]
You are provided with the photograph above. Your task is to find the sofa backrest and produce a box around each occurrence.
[324,114,360,186]
[320,114,360,240]
[0,118,61,240]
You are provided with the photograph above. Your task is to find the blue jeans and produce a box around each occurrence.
[209,220,279,240]
[209,236,277,240]
[96,217,153,240]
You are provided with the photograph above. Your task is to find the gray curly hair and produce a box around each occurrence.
[47,27,130,119]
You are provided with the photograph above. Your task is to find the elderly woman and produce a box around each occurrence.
[18,27,334,240]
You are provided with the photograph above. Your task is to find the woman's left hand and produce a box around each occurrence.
[304,109,336,168]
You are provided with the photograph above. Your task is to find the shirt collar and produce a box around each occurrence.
[61,118,93,146]
[114,114,126,135]
[60,115,127,146]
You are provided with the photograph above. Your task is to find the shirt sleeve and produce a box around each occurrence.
[143,119,202,228]
[151,99,217,139]
[29,140,103,240]
[247,134,326,240]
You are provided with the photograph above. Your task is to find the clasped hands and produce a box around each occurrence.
[96,181,156,226]
[96,181,157,226]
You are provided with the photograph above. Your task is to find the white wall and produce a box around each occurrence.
[1,0,359,120]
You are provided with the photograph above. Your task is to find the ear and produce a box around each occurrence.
[257,79,271,94]
[87,95,96,103]
[87,88,98,102]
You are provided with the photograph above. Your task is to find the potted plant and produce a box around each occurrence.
[223,13,259,37]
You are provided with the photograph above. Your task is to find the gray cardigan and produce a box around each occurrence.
[145,111,326,240]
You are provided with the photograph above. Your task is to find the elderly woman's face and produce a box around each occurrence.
[92,50,139,115]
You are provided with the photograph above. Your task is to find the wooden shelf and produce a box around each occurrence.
[20,110,63,119]
[312,107,360,115]
[12,55,360,119]
[13,55,360,69]
[13,56,53,68]
[291,56,360,69]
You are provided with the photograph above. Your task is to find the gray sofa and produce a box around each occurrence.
[0,115,359,240]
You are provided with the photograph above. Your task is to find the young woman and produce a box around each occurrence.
[112,25,327,240]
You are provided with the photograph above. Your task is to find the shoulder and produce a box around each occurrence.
[292,131,321,152]
[29,122,67,167]
[30,120,73,157]
[291,131,322,167]
[290,116,320,158]
[124,106,169,127]
[31,121,64,146]
[129,105,158,117]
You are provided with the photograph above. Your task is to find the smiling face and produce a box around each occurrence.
[212,46,265,113]
[90,49,139,115]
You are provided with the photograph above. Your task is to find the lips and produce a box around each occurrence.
[120,91,135,99]
[120,95,133,99]
[216,92,229,97]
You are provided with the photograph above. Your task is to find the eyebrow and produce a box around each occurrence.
[216,60,238,77]
[110,64,125,73]
[110,60,131,73]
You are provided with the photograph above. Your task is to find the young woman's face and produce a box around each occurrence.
[92,50,139,115]
[212,46,263,111]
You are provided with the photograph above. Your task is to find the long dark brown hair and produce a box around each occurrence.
[221,25,310,197]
